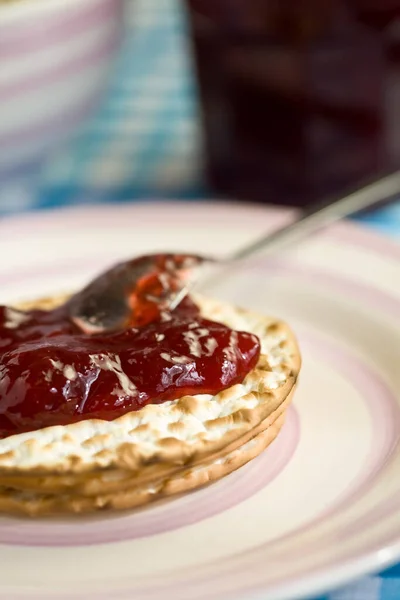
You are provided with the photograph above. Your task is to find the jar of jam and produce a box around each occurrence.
[186,0,400,206]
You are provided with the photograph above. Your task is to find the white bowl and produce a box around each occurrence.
[0,0,124,175]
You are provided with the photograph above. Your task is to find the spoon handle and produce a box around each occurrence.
[231,170,400,262]
[170,171,400,308]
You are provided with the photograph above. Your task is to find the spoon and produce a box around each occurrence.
[70,171,400,333]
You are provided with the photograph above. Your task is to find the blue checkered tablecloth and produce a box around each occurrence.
[0,1,400,598]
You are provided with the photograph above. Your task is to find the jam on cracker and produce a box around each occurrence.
[0,254,260,438]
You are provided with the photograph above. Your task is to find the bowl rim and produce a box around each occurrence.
[0,0,106,23]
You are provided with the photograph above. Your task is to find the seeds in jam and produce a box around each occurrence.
[0,255,261,439]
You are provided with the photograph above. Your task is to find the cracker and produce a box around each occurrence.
[0,295,300,476]
[0,388,295,496]
[0,412,286,516]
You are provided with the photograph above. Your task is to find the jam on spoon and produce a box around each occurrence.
[68,253,210,333]
[0,254,260,439]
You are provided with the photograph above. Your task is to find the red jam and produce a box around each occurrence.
[0,257,260,439]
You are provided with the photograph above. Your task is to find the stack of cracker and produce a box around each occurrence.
[0,296,300,516]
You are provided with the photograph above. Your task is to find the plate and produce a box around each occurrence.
[0,201,399,600]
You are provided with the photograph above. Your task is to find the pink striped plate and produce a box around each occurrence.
[0,201,399,600]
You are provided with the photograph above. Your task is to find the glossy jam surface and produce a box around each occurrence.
[0,259,260,438]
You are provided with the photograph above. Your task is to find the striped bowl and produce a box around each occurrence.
[0,0,124,176]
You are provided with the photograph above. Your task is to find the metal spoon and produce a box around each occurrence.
[169,170,400,309]
[70,171,399,332]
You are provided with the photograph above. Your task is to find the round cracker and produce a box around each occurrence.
[0,412,286,516]
[0,388,295,496]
